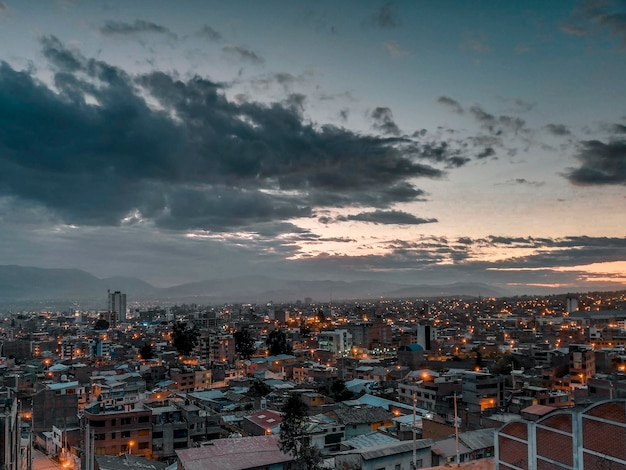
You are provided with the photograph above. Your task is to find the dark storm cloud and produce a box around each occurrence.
[476,147,495,159]
[336,210,436,225]
[197,24,222,42]
[0,37,448,233]
[371,107,401,136]
[469,105,527,136]
[99,19,178,39]
[437,96,464,114]
[565,139,626,185]
[366,2,402,29]
[545,123,572,136]
[283,93,306,114]
[222,45,264,64]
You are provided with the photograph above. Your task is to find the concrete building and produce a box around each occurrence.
[107,290,127,325]
[0,387,21,470]
[416,325,438,351]
[32,381,80,433]
[83,401,153,459]
[569,344,595,386]
[176,435,294,470]
[317,329,352,356]
[496,399,626,469]
[334,439,433,470]
[462,371,505,413]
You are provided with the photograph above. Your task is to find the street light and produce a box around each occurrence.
[128,441,134,455]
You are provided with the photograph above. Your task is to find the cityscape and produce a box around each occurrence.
[1,1,626,469]
[1,286,626,469]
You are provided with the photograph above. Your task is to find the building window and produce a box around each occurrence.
[121,431,131,438]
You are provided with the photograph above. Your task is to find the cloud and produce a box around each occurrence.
[0,37,449,234]
[197,24,222,42]
[437,96,464,114]
[565,139,626,185]
[99,19,178,40]
[460,31,491,54]
[0,2,7,14]
[560,23,589,36]
[545,123,572,136]
[222,45,264,64]
[468,105,527,136]
[476,147,495,159]
[384,40,410,58]
[371,107,401,136]
[366,1,402,29]
[505,178,545,187]
[343,210,437,225]
[563,1,626,46]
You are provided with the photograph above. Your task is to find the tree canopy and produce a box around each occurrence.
[279,394,321,469]
[172,322,199,356]
[234,328,257,359]
[139,342,154,360]
[266,329,292,356]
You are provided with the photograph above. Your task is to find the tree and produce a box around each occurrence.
[266,329,292,356]
[139,343,154,360]
[93,319,109,330]
[234,328,257,359]
[251,379,271,397]
[330,379,353,402]
[279,394,322,469]
[172,322,199,356]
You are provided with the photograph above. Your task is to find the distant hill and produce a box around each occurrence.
[0,265,156,307]
[0,264,506,308]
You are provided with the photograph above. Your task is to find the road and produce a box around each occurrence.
[32,448,64,470]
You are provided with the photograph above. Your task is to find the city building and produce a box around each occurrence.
[82,401,153,459]
[0,387,22,470]
[496,399,626,469]
[107,290,127,326]
[462,371,505,413]
[176,435,294,470]
[32,381,81,433]
[317,329,352,356]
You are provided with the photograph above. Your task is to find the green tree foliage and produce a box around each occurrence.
[330,379,353,402]
[234,328,257,359]
[266,329,292,356]
[93,319,109,330]
[251,379,271,397]
[172,322,199,356]
[279,394,322,469]
[492,353,535,376]
[139,342,154,360]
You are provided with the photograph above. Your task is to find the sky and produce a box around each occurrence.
[0,0,625,294]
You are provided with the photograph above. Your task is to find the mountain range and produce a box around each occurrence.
[0,265,505,309]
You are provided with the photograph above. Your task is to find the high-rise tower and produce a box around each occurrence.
[107,289,127,325]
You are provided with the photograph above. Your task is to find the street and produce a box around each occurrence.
[32,448,64,470]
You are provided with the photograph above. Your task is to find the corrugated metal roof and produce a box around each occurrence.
[343,431,399,449]
[458,428,495,451]
[176,435,292,470]
[47,381,78,390]
[356,439,433,460]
